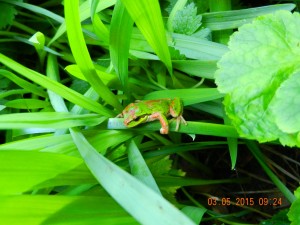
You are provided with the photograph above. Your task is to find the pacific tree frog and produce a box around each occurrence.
[117,97,187,134]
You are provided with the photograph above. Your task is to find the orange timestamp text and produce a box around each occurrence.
[207,197,282,207]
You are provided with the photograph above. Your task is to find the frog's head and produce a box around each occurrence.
[122,103,148,127]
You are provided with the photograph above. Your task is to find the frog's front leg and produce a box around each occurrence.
[169,98,187,131]
[147,112,169,134]
[175,116,187,131]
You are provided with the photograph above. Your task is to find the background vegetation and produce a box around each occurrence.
[0,0,299,224]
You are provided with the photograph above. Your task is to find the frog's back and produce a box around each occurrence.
[140,99,171,113]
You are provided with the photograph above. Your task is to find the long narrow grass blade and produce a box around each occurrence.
[0,53,114,116]
[0,69,47,98]
[92,14,109,44]
[0,112,102,129]
[121,0,172,74]
[181,206,206,224]
[0,130,133,156]
[49,0,116,46]
[143,88,224,105]
[128,140,161,195]
[0,195,138,225]
[130,28,228,60]
[70,128,196,225]
[224,115,238,169]
[65,64,117,85]
[172,60,217,79]
[46,54,69,113]
[5,99,49,109]
[202,4,295,30]
[1,0,64,23]
[246,140,295,203]
[90,0,99,20]
[110,0,133,92]
[171,33,228,60]
[108,118,238,138]
[0,151,89,194]
[64,0,122,111]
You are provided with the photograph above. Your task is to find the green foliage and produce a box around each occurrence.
[0,0,21,29]
[172,3,202,35]
[260,209,290,225]
[0,150,93,194]
[64,0,122,111]
[122,0,173,74]
[216,10,300,147]
[288,187,300,225]
[70,128,196,225]
[169,46,186,60]
[0,195,139,225]
[110,0,132,93]
[0,0,298,224]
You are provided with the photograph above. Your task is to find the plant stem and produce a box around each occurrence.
[246,140,296,203]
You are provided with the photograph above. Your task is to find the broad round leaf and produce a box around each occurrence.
[215,10,300,147]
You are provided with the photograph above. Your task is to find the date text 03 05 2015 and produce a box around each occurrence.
[207,197,282,206]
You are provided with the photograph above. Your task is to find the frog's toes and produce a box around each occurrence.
[175,116,187,131]
[160,126,169,134]
[180,115,187,125]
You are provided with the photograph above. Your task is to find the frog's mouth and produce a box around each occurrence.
[126,115,148,128]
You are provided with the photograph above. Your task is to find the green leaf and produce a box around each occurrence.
[0,130,132,156]
[0,151,88,194]
[169,47,186,60]
[90,0,99,20]
[121,0,172,74]
[46,54,69,113]
[181,206,206,224]
[215,11,300,147]
[130,27,228,60]
[70,128,196,225]
[65,64,117,85]
[172,3,202,35]
[0,112,103,129]
[128,140,161,195]
[270,70,300,133]
[224,115,238,170]
[108,118,238,138]
[246,141,295,203]
[0,0,19,29]
[110,0,133,92]
[49,0,116,45]
[288,187,300,225]
[143,88,224,105]
[13,36,63,56]
[173,60,217,79]
[0,195,138,225]
[148,156,184,201]
[1,0,64,23]
[171,33,228,60]
[5,99,50,109]
[92,14,109,44]
[260,209,290,225]
[0,69,47,98]
[167,0,187,33]
[202,3,295,31]
[0,53,114,116]
[64,0,122,111]
[28,31,45,51]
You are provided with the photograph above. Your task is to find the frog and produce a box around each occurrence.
[116,97,187,134]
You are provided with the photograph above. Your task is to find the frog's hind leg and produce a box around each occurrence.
[147,113,169,134]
